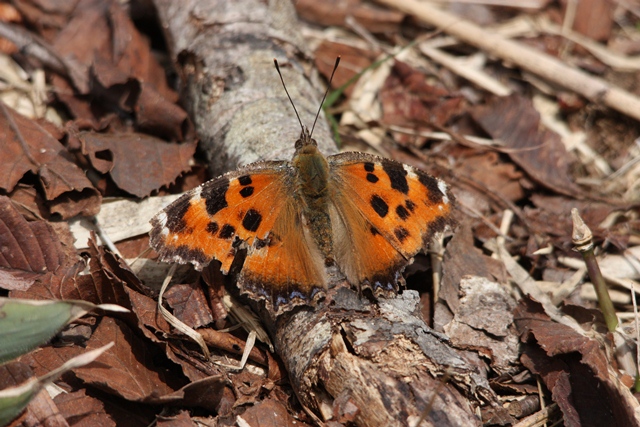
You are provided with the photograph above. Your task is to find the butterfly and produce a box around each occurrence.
[150,59,454,316]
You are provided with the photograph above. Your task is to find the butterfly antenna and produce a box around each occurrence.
[274,59,305,133]
[310,56,340,138]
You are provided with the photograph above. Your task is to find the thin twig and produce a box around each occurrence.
[571,208,618,332]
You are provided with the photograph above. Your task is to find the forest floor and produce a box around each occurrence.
[1,0,640,426]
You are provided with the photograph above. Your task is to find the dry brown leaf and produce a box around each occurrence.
[295,0,402,33]
[314,40,377,97]
[53,389,116,427]
[0,107,101,218]
[73,317,183,402]
[566,0,613,42]
[455,151,525,203]
[471,95,581,197]
[0,196,77,292]
[80,132,196,197]
[439,220,506,316]
[46,0,189,140]
[381,61,465,130]
[156,376,230,412]
[156,410,197,427]
[514,297,640,426]
[238,398,311,427]
[164,282,214,329]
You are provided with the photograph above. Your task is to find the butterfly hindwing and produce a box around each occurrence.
[239,200,327,315]
[327,152,453,290]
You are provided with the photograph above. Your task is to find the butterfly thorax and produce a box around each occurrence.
[292,130,334,260]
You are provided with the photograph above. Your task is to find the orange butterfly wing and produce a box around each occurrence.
[150,161,326,313]
[327,152,453,292]
[240,200,326,314]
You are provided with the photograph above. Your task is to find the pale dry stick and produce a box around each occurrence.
[388,127,497,147]
[431,0,548,7]
[561,0,578,36]
[345,15,382,51]
[537,17,640,71]
[90,217,124,259]
[550,267,586,306]
[605,146,640,181]
[128,247,152,267]
[497,241,586,334]
[213,330,257,371]
[512,404,558,427]
[455,198,511,239]
[619,312,640,320]
[419,43,511,96]
[492,209,514,260]
[429,235,444,303]
[158,264,211,359]
[617,0,640,21]
[375,0,640,122]
[558,256,640,294]
[535,376,547,427]
[222,294,274,352]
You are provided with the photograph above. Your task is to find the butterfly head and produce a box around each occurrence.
[294,127,318,154]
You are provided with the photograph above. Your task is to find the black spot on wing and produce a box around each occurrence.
[394,227,409,242]
[255,237,268,250]
[405,199,416,212]
[242,209,262,232]
[364,162,375,172]
[206,222,219,235]
[396,205,410,220]
[238,175,252,186]
[219,224,236,239]
[239,186,254,198]
[370,195,389,218]
[370,226,380,236]
[255,233,281,250]
[366,173,379,183]
[164,197,191,232]
[382,160,409,194]
[417,171,444,204]
[202,179,229,215]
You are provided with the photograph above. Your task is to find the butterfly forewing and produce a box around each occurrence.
[150,161,292,272]
[150,160,327,314]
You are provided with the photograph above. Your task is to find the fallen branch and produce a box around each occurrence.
[151,0,493,425]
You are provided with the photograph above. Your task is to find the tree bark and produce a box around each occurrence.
[152,0,494,425]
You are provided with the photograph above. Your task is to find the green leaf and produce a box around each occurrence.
[0,343,113,426]
[0,298,128,365]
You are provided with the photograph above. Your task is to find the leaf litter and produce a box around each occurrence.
[0,0,639,426]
